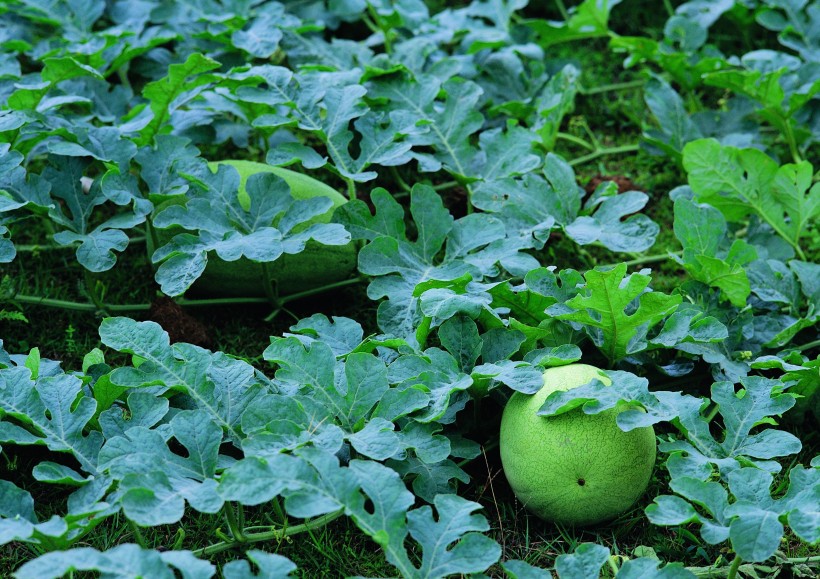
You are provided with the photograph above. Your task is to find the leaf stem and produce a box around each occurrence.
[623,253,678,267]
[128,520,148,549]
[553,0,569,20]
[264,307,281,323]
[390,167,412,193]
[223,505,247,543]
[14,237,146,252]
[260,262,280,308]
[83,270,106,311]
[269,497,287,525]
[431,180,461,192]
[8,295,150,312]
[605,251,681,268]
[796,339,820,352]
[278,276,366,305]
[606,556,620,576]
[579,80,645,96]
[171,528,186,550]
[786,555,820,563]
[704,402,720,423]
[361,11,380,35]
[456,439,499,468]
[556,132,596,151]
[781,119,803,163]
[192,509,344,557]
[726,554,742,579]
[569,144,640,167]
[10,275,365,315]
[7,294,276,312]
[366,4,392,53]
[346,178,357,200]
[171,297,277,308]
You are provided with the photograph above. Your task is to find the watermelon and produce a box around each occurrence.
[499,364,656,526]
[147,160,357,297]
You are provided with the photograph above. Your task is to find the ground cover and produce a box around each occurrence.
[0,0,817,577]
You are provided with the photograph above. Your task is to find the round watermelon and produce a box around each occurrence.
[499,364,656,526]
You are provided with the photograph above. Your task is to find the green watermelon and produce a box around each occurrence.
[147,160,357,297]
[499,364,656,526]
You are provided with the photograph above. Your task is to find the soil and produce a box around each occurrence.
[148,296,212,348]
[584,174,644,194]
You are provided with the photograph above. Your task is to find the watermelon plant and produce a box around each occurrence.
[0,0,817,578]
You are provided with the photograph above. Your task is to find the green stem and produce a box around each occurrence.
[796,339,820,352]
[616,251,681,268]
[390,167,412,193]
[569,144,640,167]
[346,178,357,200]
[270,497,287,526]
[456,439,499,468]
[431,180,460,192]
[704,402,720,423]
[781,233,804,261]
[8,294,272,312]
[607,556,620,577]
[556,132,595,151]
[577,118,600,148]
[726,555,742,579]
[786,556,820,563]
[662,0,675,17]
[147,221,160,260]
[687,566,731,578]
[224,505,247,543]
[8,295,145,312]
[15,237,146,252]
[670,418,690,440]
[553,0,569,20]
[367,5,392,53]
[83,270,106,311]
[280,306,301,323]
[9,277,366,314]
[260,262,280,308]
[278,276,366,305]
[129,520,148,549]
[11,276,364,315]
[171,528,186,550]
[579,80,645,96]
[361,12,380,35]
[116,62,133,93]
[192,510,344,557]
[264,307,281,323]
[177,297,270,308]
[781,118,803,164]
